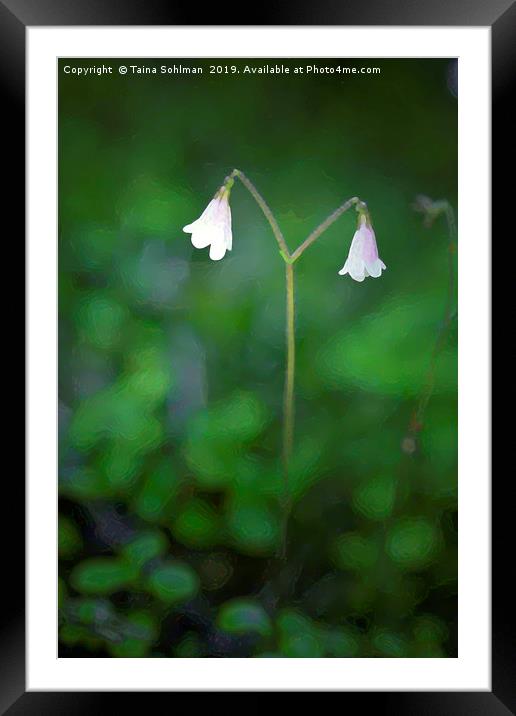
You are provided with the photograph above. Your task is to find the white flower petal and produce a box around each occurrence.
[338,261,349,276]
[190,228,213,249]
[341,253,366,282]
[339,218,385,281]
[183,220,201,233]
[224,210,232,250]
[349,264,366,281]
[209,236,227,260]
[364,258,386,278]
[183,194,233,261]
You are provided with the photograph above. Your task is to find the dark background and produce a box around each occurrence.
[58,57,457,658]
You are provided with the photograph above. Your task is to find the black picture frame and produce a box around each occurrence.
[7,0,507,711]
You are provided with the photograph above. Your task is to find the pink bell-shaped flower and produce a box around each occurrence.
[183,186,233,261]
[339,214,386,282]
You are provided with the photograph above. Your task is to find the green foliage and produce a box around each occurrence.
[226,499,280,555]
[59,57,457,658]
[322,627,360,657]
[174,632,205,657]
[69,383,164,455]
[352,475,397,521]
[184,391,269,490]
[276,610,326,658]
[371,629,409,657]
[334,533,379,571]
[146,562,200,604]
[217,599,272,637]
[121,530,169,567]
[132,458,182,522]
[386,518,441,570]
[413,614,448,644]
[172,498,220,549]
[317,292,457,398]
[107,612,158,657]
[70,558,139,595]
[77,294,129,350]
[60,467,110,500]
[120,177,182,236]
[59,515,83,558]
[58,577,67,607]
[74,598,113,625]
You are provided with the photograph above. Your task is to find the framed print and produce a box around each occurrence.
[6,0,509,710]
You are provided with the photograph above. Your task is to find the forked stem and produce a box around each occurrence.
[228,169,365,559]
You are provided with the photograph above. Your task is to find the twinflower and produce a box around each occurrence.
[338,213,386,281]
[183,183,233,261]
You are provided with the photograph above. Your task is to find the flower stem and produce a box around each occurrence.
[231,170,291,259]
[279,261,296,559]
[229,169,294,559]
[413,201,457,428]
[227,171,368,560]
[290,196,363,262]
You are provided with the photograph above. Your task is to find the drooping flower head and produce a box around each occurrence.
[183,179,233,261]
[338,209,386,282]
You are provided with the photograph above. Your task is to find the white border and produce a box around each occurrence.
[27,26,490,691]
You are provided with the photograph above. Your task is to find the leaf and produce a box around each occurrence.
[107,612,158,658]
[60,467,112,500]
[334,533,379,571]
[226,500,279,555]
[58,515,83,558]
[121,530,168,568]
[187,391,268,445]
[352,475,397,520]
[132,459,181,522]
[70,558,138,595]
[146,562,199,604]
[322,627,360,657]
[276,608,323,657]
[386,518,440,570]
[172,499,220,549]
[371,628,408,657]
[77,293,128,350]
[317,292,457,398]
[217,599,272,637]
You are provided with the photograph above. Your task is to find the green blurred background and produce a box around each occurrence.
[58,58,457,658]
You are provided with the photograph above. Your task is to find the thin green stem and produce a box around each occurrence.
[279,261,296,559]
[290,196,363,263]
[413,201,457,428]
[228,169,294,558]
[224,172,367,560]
[231,169,291,259]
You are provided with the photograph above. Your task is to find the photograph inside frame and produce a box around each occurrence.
[58,57,458,659]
